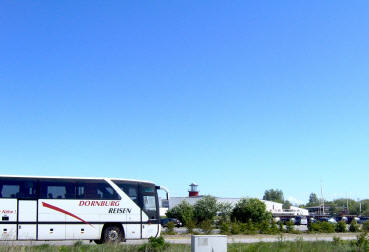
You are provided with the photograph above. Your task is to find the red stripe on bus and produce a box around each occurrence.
[42,202,92,226]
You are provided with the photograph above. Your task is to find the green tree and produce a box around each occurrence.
[263,189,284,203]
[231,198,272,223]
[308,193,319,206]
[166,200,194,226]
[360,200,369,215]
[283,200,292,209]
[217,202,233,222]
[193,195,218,222]
[328,203,339,216]
[331,198,359,215]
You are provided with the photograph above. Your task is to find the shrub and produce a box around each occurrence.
[362,221,369,232]
[332,236,343,246]
[354,232,369,250]
[320,222,336,233]
[186,219,196,234]
[139,236,169,252]
[259,220,271,234]
[285,220,295,233]
[243,220,258,234]
[336,220,347,233]
[199,219,213,234]
[166,200,194,226]
[231,222,241,234]
[231,198,272,223]
[220,222,230,234]
[308,222,336,233]
[194,195,218,223]
[262,220,279,234]
[278,221,284,232]
[166,221,175,235]
[349,220,360,232]
[308,222,319,232]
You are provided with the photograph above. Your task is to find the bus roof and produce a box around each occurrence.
[0,174,155,184]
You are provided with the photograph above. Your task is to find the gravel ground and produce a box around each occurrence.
[162,233,359,244]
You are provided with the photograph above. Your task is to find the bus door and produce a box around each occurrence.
[0,198,17,240]
[0,178,38,240]
[140,184,159,238]
[17,199,37,240]
[112,181,141,239]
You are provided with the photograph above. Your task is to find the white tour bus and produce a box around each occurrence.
[0,175,169,243]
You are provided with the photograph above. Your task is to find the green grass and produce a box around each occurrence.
[228,241,363,252]
[0,240,368,252]
[0,243,189,252]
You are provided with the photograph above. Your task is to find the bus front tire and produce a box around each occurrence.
[101,225,124,243]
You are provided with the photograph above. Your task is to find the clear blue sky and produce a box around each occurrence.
[1,1,369,204]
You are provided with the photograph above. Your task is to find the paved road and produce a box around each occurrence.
[0,233,359,246]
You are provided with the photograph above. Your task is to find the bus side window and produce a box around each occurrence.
[112,181,139,205]
[97,182,120,200]
[39,180,76,199]
[127,187,138,203]
[76,180,120,200]
[0,184,20,198]
[19,179,37,199]
[0,178,37,199]
[76,185,85,199]
[76,182,99,199]
[97,184,117,199]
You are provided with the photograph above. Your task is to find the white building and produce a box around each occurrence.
[167,196,308,216]
[161,183,308,217]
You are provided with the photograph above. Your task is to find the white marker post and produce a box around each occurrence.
[191,235,227,252]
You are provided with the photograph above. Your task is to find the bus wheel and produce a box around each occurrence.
[102,225,124,243]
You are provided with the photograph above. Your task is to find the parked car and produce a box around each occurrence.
[335,216,348,223]
[295,216,308,225]
[278,217,295,224]
[318,217,337,223]
[308,217,317,224]
[160,218,182,227]
[336,216,360,224]
[358,217,369,224]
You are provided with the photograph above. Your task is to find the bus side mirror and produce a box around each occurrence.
[156,186,169,200]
